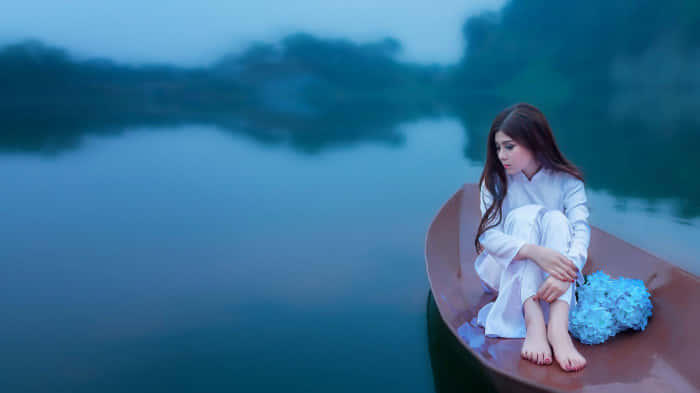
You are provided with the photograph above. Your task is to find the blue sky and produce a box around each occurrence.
[0,0,506,66]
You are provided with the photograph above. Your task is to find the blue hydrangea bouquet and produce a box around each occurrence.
[568,271,653,345]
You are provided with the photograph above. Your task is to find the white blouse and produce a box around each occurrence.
[474,168,591,291]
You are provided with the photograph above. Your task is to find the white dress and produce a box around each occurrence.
[474,168,590,338]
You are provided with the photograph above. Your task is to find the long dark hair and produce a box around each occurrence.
[474,103,584,254]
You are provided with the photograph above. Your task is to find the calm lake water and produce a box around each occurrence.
[1,114,698,392]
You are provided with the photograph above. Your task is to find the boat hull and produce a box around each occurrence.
[424,184,700,393]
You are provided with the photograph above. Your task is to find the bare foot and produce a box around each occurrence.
[521,297,552,365]
[547,300,586,372]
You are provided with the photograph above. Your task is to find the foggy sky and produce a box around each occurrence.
[0,0,506,66]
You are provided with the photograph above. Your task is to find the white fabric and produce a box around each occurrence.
[473,168,590,338]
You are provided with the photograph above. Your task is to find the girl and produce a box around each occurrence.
[474,103,589,372]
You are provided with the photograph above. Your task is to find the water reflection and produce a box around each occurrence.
[0,115,697,392]
[452,97,700,218]
[0,121,469,393]
[0,35,439,156]
[2,21,699,217]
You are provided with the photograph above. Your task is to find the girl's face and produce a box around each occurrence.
[494,131,539,176]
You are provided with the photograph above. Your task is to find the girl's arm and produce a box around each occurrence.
[479,183,578,282]
[477,183,527,270]
[516,244,577,282]
[563,178,591,284]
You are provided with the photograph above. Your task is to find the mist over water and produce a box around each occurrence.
[1,1,699,392]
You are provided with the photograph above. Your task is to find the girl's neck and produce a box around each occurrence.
[522,163,543,181]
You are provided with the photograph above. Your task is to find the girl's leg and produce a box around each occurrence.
[519,255,551,365]
[548,300,586,371]
[501,205,551,365]
[539,211,586,372]
[521,296,552,365]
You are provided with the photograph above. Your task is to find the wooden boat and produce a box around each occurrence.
[425,184,700,393]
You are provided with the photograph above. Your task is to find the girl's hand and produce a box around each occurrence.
[523,244,578,282]
[535,276,570,303]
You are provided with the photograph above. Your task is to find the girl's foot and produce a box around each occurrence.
[547,301,586,372]
[522,323,552,365]
[547,327,586,371]
[521,297,552,365]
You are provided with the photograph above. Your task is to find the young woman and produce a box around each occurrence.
[474,103,589,372]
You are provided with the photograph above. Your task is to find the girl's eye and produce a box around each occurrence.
[505,144,514,150]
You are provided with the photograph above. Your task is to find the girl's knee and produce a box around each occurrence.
[504,204,546,234]
[541,210,569,232]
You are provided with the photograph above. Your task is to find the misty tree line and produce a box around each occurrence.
[2,0,698,116]
[1,0,699,215]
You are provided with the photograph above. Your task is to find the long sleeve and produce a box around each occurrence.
[478,183,526,269]
[562,179,590,283]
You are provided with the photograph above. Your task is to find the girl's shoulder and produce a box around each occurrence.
[549,170,586,203]
[549,169,584,187]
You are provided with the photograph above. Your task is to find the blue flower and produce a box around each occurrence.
[569,271,653,344]
[569,304,615,344]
